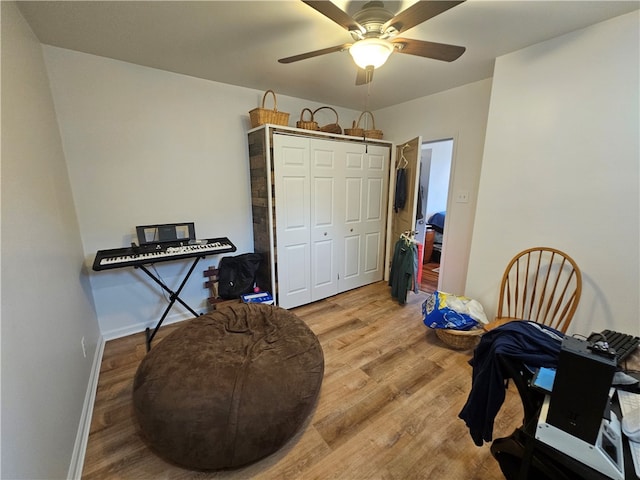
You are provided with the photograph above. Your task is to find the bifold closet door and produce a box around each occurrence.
[339,144,389,292]
[272,133,389,308]
[309,139,342,302]
[273,134,312,309]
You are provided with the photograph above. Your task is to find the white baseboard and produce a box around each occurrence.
[66,310,206,477]
[67,335,105,480]
[102,309,205,341]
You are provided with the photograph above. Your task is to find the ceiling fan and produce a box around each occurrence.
[278,1,467,85]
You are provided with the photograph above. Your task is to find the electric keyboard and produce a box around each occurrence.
[92,237,236,271]
[588,330,640,364]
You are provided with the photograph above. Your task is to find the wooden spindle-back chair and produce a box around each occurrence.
[484,247,582,334]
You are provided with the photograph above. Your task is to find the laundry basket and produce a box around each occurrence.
[435,327,483,350]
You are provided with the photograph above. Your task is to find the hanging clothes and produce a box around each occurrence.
[394,144,410,213]
[389,232,419,304]
[394,168,407,213]
[416,185,424,221]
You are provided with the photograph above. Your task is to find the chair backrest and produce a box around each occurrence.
[496,247,582,334]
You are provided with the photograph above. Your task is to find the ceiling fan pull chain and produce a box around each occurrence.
[364,70,373,119]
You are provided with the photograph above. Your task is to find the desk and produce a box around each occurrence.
[492,396,638,480]
[491,353,640,480]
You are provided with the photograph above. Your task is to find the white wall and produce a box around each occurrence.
[375,79,493,293]
[42,46,362,339]
[466,11,639,335]
[4,8,636,477]
[1,3,102,478]
[424,139,453,219]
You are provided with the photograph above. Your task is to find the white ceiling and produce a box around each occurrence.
[17,0,639,110]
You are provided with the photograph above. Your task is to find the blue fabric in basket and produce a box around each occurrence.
[422,291,478,331]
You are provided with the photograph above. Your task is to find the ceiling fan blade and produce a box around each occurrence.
[302,1,365,34]
[392,38,465,62]
[355,66,374,86]
[278,43,352,64]
[382,1,465,35]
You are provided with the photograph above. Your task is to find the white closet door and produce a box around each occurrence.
[309,139,342,301]
[359,144,389,286]
[339,143,367,291]
[340,143,389,291]
[273,134,311,309]
[272,133,389,307]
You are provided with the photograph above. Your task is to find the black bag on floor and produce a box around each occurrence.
[217,253,261,299]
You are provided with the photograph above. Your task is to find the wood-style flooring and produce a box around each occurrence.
[82,281,524,479]
[420,261,440,294]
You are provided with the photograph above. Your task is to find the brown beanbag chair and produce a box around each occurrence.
[133,303,324,470]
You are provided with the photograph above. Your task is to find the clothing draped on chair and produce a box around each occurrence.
[458,321,563,446]
[389,231,419,304]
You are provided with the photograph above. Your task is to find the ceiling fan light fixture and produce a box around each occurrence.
[349,38,394,69]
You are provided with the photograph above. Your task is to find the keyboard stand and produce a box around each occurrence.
[139,255,204,351]
[92,236,237,350]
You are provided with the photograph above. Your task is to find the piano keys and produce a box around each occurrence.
[92,237,236,271]
[92,235,238,350]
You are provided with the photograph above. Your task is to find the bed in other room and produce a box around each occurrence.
[427,211,445,262]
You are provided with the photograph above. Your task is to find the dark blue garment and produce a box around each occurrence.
[394,168,407,213]
[458,321,563,446]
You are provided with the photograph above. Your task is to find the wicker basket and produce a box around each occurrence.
[296,108,319,131]
[313,106,342,134]
[344,120,364,137]
[345,111,383,139]
[249,90,290,128]
[435,327,483,350]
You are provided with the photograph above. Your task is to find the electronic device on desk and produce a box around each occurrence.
[531,366,556,394]
[536,336,625,480]
[588,330,640,365]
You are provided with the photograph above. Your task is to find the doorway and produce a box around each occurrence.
[416,139,453,293]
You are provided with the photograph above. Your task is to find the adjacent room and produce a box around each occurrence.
[2,1,639,479]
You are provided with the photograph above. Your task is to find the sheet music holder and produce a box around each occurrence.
[136,222,195,245]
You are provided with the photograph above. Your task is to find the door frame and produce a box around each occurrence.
[384,136,422,281]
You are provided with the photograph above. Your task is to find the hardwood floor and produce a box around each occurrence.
[82,282,524,479]
[420,261,440,294]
